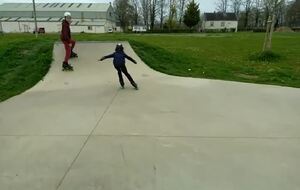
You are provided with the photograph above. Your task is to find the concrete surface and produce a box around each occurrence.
[0,42,300,190]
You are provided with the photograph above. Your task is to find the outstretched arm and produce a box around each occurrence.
[99,53,114,61]
[124,53,137,64]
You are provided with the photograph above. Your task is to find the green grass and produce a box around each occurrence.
[75,32,300,87]
[0,32,299,101]
[0,36,53,101]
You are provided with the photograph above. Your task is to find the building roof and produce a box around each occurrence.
[0,16,106,26]
[0,3,111,12]
[76,21,106,26]
[204,13,237,21]
[17,17,51,21]
[0,17,9,21]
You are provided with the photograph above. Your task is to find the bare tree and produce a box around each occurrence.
[131,0,140,25]
[243,0,253,28]
[253,0,263,27]
[150,0,158,30]
[262,0,276,25]
[167,0,177,30]
[141,0,150,28]
[114,0,134,31]
[216,0,229,13]
[262,0,286,26]
[276,0,287,27]
[230,0,242,19]
[158,0,167,29]
[178,0,187,26]
[287,0,300,27]
[263,0,284,51]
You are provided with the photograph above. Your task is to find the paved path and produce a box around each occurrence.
[0,42,300,190]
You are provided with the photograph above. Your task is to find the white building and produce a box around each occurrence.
[0,3,117,33]
[132,25,147,32]
[202,13,238,32]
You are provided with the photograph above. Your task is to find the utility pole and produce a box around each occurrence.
[32,0,38,38]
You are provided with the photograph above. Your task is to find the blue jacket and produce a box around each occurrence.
[102,51,136,67]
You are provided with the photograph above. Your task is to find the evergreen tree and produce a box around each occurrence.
[183,0,200,29]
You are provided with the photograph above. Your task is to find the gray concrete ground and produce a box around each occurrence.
[0,42,300,190]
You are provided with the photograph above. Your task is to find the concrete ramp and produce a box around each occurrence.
[0,42,300,190]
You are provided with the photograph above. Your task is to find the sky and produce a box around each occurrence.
[0,0,218,12]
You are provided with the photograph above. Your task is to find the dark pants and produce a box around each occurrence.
[62,39,76,63]
[114,65,135,86]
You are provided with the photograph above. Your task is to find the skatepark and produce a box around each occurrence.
[0,42,300,190]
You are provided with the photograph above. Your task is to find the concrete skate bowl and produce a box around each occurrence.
[0,42,300,190]
[1,40,300,139]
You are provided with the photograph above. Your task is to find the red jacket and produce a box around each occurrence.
[60,19,71,42]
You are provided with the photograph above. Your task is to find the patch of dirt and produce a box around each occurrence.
[21,50,31,56]
[237,74,259,80]
[276,27,294,32]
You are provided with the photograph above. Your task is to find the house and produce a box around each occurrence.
[202,12,238,32]
[0,3,117,33]
[132,25,147,32]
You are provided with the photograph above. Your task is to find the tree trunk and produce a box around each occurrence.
[263,16,272,51]
[267,13,276,50]
[159,0,164,29]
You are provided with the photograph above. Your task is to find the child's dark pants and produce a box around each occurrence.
[114,65,135,86]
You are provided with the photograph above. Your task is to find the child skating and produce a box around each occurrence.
[99,43,139,90]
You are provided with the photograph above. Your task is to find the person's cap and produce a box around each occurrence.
[64,12,71,17]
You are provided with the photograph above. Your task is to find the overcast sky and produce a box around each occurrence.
[0,0,218,12]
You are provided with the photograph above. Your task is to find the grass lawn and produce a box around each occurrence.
[0,32,299,101]
[0,35,53,101]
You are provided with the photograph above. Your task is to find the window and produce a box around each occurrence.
[88,26,93,30]
[221,21,225,27]
[210,21,214,27]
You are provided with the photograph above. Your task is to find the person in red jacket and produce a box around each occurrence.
[61,12,77,71]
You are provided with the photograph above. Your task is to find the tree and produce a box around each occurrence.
[231,0,242,19]
[262,0,283,25]
[253,0,263,27]
[287,0,300,27]
[183,0,200,29]
[216,0,229,13]
[131,0,140,25]
[167,0,177,30]
[276,0,287,27]
[114,0,134,31]
[263,0,284,51]
[141,0,150,28]
[158,0,167,29]
[150,0,158,30]
[243,0,253,28]
[178,0,187,26]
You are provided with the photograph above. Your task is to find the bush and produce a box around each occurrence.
[146,29,197,33]
[253,28,266,33]
[249,51,282,62]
